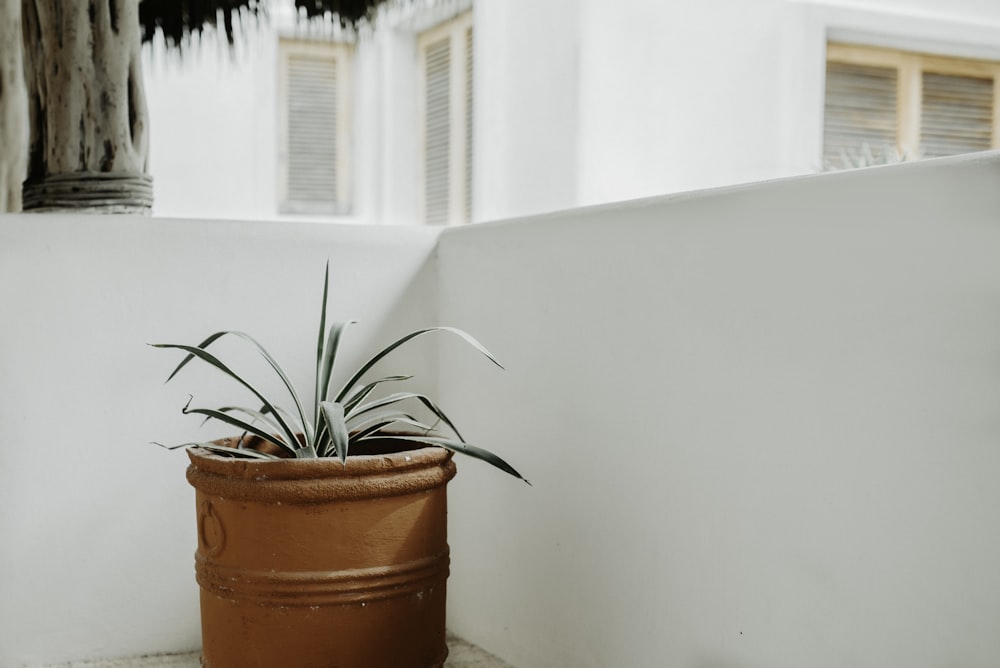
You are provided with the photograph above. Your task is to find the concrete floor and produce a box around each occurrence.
[44,634,512,667]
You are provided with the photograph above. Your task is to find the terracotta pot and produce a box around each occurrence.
[186,437,457,668]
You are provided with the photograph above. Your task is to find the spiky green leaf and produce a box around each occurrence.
[347,409,420,432]
[189,442,280,460]
[362,434,529,484]
[180,400,296,456]
[151,343,301,448]
[349,391,465,442]
[342,375,413,415]
[336,328,502,402]
[260,403,314,437]
[350,417,436,442]
[320,401,350,464]
[210,405,285,435]
[159,330,311,442]
[317,321,357,406]
[315,261,331,429]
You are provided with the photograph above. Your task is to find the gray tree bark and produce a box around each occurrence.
[1,0,27,212]
[21,0,152,213]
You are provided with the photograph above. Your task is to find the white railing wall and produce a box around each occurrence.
[0,217,440,666]
[3,152,1000,666]
[439,152,1000,667]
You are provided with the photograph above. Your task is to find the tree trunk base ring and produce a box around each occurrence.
[22,172,153,214]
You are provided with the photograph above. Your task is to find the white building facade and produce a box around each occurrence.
[143,0,1000,223]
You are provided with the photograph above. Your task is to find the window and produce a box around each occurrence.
[417,11,473,225]
[278,39,352,214]
[824,43,1000,167]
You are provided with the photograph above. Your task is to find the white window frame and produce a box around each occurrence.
[416,10,473,226]
[277,38,354,215]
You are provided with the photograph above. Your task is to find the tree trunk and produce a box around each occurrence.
[1,0,27,212]
[21,0,152,213]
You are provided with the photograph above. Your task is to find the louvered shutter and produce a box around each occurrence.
[286,54,338,210]
[920,72,994,157]
[464,26,473,223]
[823,61,898,164]
[424,38,451,226]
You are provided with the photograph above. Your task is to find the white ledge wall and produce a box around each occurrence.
[439,153,1000,667]
[3,153,1000,666]
[0,217,440,666]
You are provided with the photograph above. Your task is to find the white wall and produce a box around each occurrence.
[143,31,280,220]
[575,0,790,204]
[4,152,1000,667]
[0,216,440,666]
[472,0,581,222]
[574,0,1000,207]
[139,0,1000,225]
[439,152,1000,667]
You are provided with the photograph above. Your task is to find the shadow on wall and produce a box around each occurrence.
[362,250,442,402]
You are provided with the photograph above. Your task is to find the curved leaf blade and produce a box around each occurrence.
[261,403,313,438]
[317,320,357,407]
[154,331,310,443]
[336,327,503,402]
[151,343,301,449]
[363,434,529,484]
[349,391,466,441]
[211,405,286,436]
[342,375,413,415]
[347,409,420,433]
[320,401,350,464]
[314,261,331,429]
[161,330,228,382]
[350,417,436,442]
[184,442,280,460]
[180,400,296,456]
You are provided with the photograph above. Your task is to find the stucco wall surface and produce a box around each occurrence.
[0,216,440,666]
[3,153,1000,667]
[140,0,1000,223]
[439,152,1000,667]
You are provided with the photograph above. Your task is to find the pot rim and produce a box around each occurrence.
[188,439,453,478]
[186,439,457,502]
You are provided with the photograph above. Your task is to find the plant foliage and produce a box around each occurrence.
[139,0,388,48]
[152,263,527,483]
[823,142,922,171]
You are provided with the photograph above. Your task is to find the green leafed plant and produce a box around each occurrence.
[152,263,527,483]
[823,142,922,171]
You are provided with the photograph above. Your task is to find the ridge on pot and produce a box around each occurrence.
[186,441,457,668]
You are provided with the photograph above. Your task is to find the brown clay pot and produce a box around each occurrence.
[186,437,457,668]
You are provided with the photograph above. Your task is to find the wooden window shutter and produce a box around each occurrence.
[823,61,898,164]
[418,11,473,226]
[824,43,1000,167]
[464,26,474,223]
[424,37,451,226]
[286,54,339,209]
[920,72,994,157]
